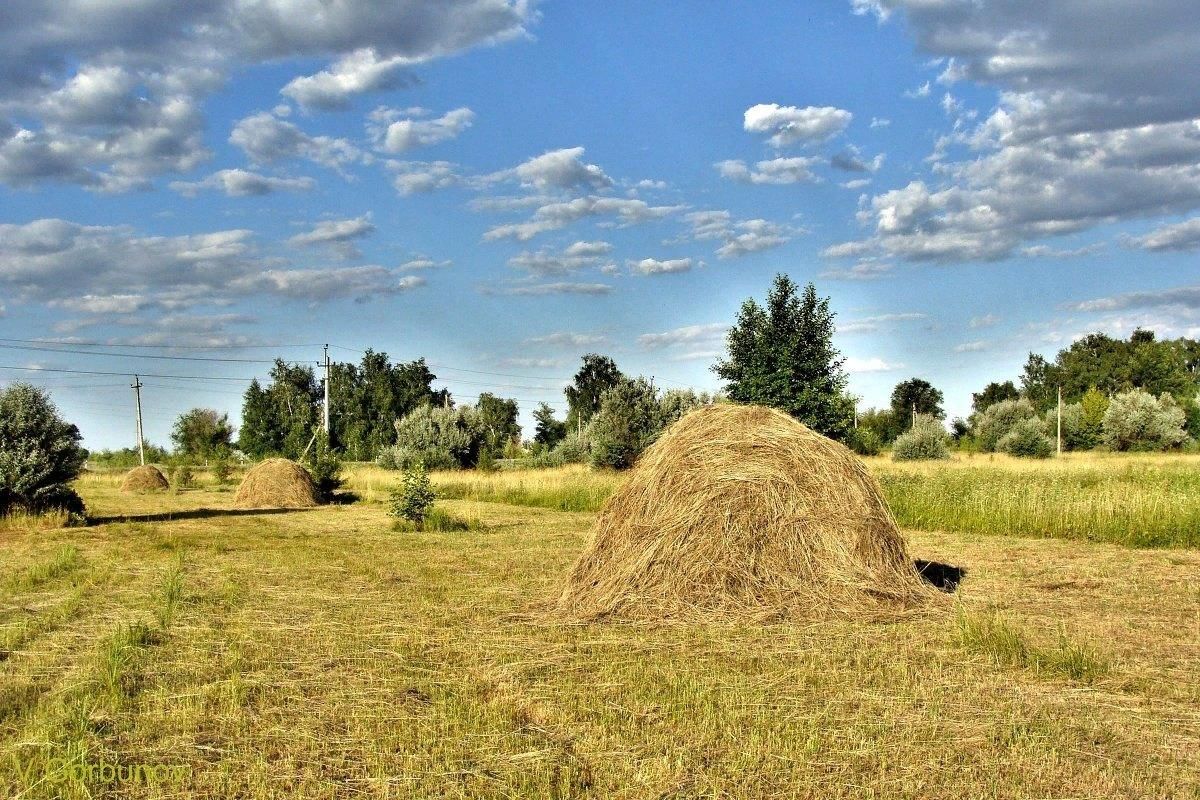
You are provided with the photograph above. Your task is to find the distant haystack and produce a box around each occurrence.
[120,465,169,493]
[233,458,319,509]
[551,404,936,621]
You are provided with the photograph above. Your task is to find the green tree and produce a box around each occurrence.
[564,354,624,432]
[713,275,853,440]
[857,407,900,444]
[974,398,1039,452]
[475,393,520,454]
[0,383,87,518]
[238,360,321,459]
[532,402,567,450]
[328,351,447,460]
[892,415,950,461]
[588,378,667,470]
[972,380,1020,413]
[171,408,234,461]
[890,378,945,423]
[1101,389,1188,451]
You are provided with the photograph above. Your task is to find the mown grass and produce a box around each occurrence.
[0,476,1197,798]
[341,452,1200,548]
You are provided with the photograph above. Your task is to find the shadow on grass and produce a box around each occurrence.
[88,507,318,525]
[915,559,967,593]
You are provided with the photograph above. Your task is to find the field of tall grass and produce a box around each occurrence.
[342,452,1200,548]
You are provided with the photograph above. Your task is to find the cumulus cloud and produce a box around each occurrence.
[638,323,728,350]
[170,169,315,197]
[282,49,418,110]
[488,147,613,192]
[486,282,615,296]
[230,112,362,172]
[845,356,903,373]
[399,257,452,271]
[684,211,791,258]
[0,1,533,188]
[716,157,820,185]
[287,215,376,256]
[818,260,894,280]
[847,1,1200,262]
[1071,285,1200,314]
[387,160,461,194]
[628,257,694,276]
[232,267,425,302]
[1125,218,1200,252]
[954,341,989,353]
[970,313,1000,329]
[483,196,685,241]
[743,103,853,146]
[508,240,613,276]
[840,312,926,334]
[369,106,476,153]
[525,332,607,347]
[830,147,884,173]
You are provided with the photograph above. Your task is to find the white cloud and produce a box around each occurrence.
[818,261,894,280]
[398,257,451,271]
[841,312,926,334]
[684,211,791,259]
[638,323,728,350]
[230,112,361,172]
[970,313,1001,329]
[287,215,376,253]
[954,341,989,353]
[525,332,607,347]
[0,1,532,188]
[1125,218,1200,252]
[387,160,461,194]
[232,267,425,302]
[369,107,476,153]
[489,147,614,192]
[487,282,615,296]
[170,169,315,197]
[508,241,613,276]
[483,196,685,241]
[845,356,903,373]
[628,257,694,276]
[1072,285,1200,314]
[716,157,820,185]
[282,49,417,110]
[743,103,853,146]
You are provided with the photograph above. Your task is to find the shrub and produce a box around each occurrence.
[1102,389,1188,451]
[389,463,436,524]
[998,418,1054,458]
[588,378,667,470]
[171,464,195,489]
[0,383,87,521]
[306,434,344,502]
[392,506,482,533]
[549,430,590,464]
[892,415,951,461]
[475,448,498,473]
[212,455,234,485]
[847,427,882,456]
[390,404,485,469]
[974,398,1039,452]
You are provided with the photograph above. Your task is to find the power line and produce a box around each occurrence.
[0,336,323,351]
[0,365,253,382]
[0,341,314,365]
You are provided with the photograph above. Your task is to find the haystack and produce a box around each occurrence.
[551,404,937,621]
[120,465,169,492]
[233,458,319,508]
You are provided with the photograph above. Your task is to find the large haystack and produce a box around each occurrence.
[552,404,937,621]
[120,465,169,492]
[233,458,319,509]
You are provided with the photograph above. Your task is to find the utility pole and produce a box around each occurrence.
[1057,385,1063,456]
[322,344,331,436]
[131,375,145,466]
[912,401,917,428]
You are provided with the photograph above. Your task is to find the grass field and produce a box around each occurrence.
[1,463,1199,798]
[394,453,1200,549]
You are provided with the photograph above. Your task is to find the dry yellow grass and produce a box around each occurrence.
[0,470,1197,798]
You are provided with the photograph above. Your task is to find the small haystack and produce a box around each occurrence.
[551,404,937,621]
[120,465,169,493]
[233,458,319,508]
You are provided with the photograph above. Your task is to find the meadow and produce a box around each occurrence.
[0,458,1198,798]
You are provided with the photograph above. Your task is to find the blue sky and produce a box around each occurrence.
[2,1,1200,449]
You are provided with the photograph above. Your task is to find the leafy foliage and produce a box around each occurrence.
[892,415,951,461]
[588,378,668,470]
[87,443,171,469]
[564,354,624,432]
[713,275,853,440]
[329,351,448,461]
[0,383,87,519]
[306,433,344,502]
[974,398,1039,452]
[1101,389,1188,451]
[890,377,946,420]
[532,402,567,450]
[998,418,1054,458]
[848,427,882,456]
[389,463,436,524]
[475,393,521,455]
[383,404,485,470]
[972,380,1020,413]
[171,408,234,461]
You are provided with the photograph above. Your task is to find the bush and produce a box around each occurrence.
[475,448,498,473]
[974,398,1039,452]
[170,464,195,490]
[588,378,667,470]
[1102,389,1188,451]
[549,429,590,464]
[389,463,435,524]
[892,415,951,461]
[306,434,343,502]
[847,427,882,456]
[212,455,234,485]
[998,418,1054,458]
[392,506,482,533]
[0,384,87,521]
[389,404,485,469]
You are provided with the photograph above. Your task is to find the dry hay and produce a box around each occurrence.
[119,465,169,492]
[550,403,940,622]
[233,458,319,509]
